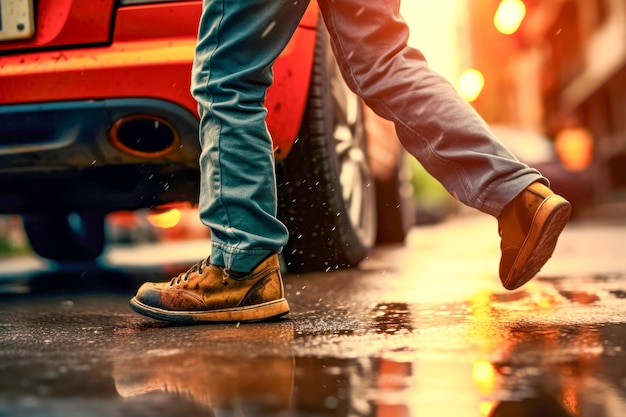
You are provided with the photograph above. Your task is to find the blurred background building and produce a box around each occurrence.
[400,0,621,218]
[465,0,626,193]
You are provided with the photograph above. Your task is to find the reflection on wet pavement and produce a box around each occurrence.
[1,215,626,416]
[114,323,295,415]
[1,266,625,416]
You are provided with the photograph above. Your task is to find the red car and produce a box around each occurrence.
[0,0,408,271]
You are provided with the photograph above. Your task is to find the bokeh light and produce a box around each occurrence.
[147,208,182,229]
[494,0,526,35]
[457,68,485,102]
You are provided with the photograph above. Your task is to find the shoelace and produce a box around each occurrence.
[169,256,210,287]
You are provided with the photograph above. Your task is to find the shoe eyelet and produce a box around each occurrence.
[175,278,181,286]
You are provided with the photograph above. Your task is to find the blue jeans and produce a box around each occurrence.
[191,0,546,273]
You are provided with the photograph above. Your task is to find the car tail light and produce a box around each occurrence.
[147,207,182,229]
[554,127,594,171]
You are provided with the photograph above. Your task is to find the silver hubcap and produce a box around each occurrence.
[331,74,376,247]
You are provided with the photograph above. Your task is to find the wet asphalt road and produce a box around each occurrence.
[1,202,625,417]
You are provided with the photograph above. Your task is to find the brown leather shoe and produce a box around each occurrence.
[130,253,290,323]
[498,182,572,290]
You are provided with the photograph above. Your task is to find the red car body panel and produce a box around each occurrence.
[0,0,319,159]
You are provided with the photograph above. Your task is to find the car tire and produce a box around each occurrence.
[22,212,106,262]
[374,163,414,243]
[277,22,377,272]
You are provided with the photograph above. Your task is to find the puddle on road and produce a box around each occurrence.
[1,271,626,416]
[279,274,626,416]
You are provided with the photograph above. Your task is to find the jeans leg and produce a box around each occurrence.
[191,0,310,272]
[316,0,547,217]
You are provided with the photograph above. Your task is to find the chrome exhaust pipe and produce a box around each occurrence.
[109,115,179,157]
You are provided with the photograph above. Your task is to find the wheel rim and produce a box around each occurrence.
[330,73,377,247]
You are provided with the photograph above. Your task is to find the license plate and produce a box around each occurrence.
[0,0,35,42]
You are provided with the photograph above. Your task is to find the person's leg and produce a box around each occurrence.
[316,0,540,216]
[130,0,311,322]
[192,0,310,274]
[316,0,571,289]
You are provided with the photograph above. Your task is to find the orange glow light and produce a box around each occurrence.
[479,401,495,416]
[147,208,182,229]
[472,360,496,394]
[457,68,485,102]
[555,127,594,171]
[494,0,526,35]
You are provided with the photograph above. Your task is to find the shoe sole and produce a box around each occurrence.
[502,194,572,290]
[129,297,290,323]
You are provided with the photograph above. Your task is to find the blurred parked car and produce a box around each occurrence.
[0,1,409,271]
[490,125,597,216]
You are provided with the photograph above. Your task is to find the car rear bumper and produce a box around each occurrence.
[0,98,201,214]
[0,2,319,156]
